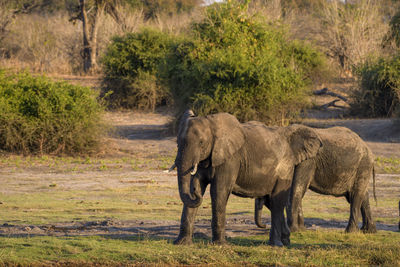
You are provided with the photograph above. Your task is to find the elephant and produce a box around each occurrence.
[172,110,322,246]
[254,126,377,234]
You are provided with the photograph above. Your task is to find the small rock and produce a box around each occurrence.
[23,226,32,231]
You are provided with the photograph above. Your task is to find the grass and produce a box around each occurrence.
[376,156,400,174]
[0,154,399,265]
[0,154,176,173]
[0,231,399,266]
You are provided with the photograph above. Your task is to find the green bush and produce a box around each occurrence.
[351,55,400,118]
[162,0,327,124]
[101,28,174,111]
[0,70,105,155]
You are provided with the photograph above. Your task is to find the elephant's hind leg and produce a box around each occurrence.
[345,191,363,233]
[360,191,377,233]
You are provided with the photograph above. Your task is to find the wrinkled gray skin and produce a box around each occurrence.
[255,126,377,234]
[173,111,322,246]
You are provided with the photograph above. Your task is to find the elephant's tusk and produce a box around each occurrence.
[167,163,176,173]
[190,163,198,175]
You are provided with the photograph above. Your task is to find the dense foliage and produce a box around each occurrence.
[101,28,175,110]
[163,0,327,124]
[352,55,400,118]
[0,70,105,154]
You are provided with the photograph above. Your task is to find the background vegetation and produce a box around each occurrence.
[101,28,175,111]
[0,70,105,154]
[0,0,400,145]
[163,1,327,124]
[352,56,400,118]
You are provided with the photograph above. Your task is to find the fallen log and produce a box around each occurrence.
[320,99,346,110]
[314,87,348,102]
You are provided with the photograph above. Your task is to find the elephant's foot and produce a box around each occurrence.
[281,237,290,246]
[361,224,377,234]
[268,239,284,247]
[289,224,305,233]
[345,224,359,233]
[173,235,193,245]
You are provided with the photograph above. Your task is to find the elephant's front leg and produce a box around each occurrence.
[210,164,238,244]
[174,204,199,245]
[288,160,315,232]
[269,182,291,246]
[174,176,208,245]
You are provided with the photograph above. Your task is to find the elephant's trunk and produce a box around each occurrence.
[177,157,202,208]
[255,198,266,228]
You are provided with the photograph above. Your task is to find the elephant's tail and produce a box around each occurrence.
[373,166,377,205]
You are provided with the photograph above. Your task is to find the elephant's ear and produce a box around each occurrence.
[208,113,245,167]
[287,125,322,165]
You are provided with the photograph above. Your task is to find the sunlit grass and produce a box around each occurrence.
[0,154,399,265]
[0,154,176,173]
[375,156,400,174]
[0,231,399,266]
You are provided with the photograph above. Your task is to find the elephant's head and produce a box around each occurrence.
[175,112,245,208]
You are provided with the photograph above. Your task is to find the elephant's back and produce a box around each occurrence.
[311,126,373,195]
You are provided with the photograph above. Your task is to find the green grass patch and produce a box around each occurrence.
[0,231,399,266]
[0,154,176,173]
[376,156,400,174]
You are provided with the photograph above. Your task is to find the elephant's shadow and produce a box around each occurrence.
[1,218,397,245]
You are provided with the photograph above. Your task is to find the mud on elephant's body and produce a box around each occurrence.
[255,126,377,234]
[173,111,322,246]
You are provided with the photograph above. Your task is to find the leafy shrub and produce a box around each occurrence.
[0,70,105,155]
[351,55,400,118]
[101,28,174,111]
[162,0,327,124]
[384,8,400,49]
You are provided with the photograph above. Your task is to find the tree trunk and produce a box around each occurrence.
[80,0,91,73]
[79,0,105,73]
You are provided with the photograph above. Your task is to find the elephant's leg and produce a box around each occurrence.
[297,203,305,231]
[360,191,377,233]
[210,164,238,245]
[269,184,291,246]
[288,160,315,232]
[210,181,232,244]
[346,191,363,233]
[281,210,291,246]
[174,177,208,245]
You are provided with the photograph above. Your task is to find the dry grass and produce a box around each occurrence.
[0,5,203,75]
[0,1,396,78]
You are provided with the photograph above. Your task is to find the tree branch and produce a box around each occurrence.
[313,87,348,102]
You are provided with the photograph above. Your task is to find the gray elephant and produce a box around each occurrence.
[254,126,377,234]
[172,111,322,246]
